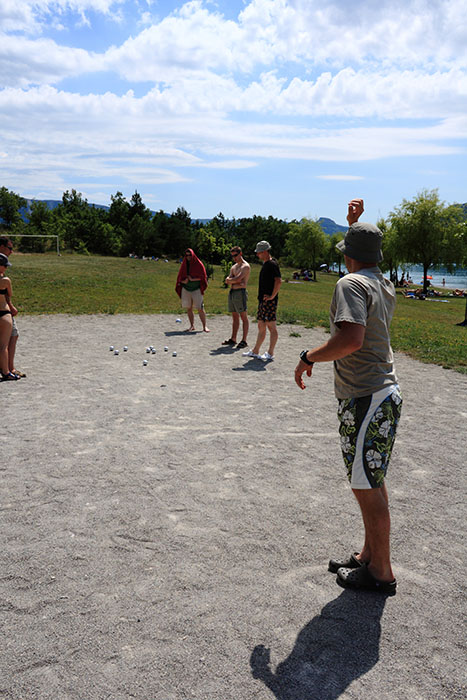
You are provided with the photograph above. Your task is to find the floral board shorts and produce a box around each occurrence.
[337,384,402,489]
[257,297,278,322]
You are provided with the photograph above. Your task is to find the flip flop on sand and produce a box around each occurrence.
[336,564,397,596]
[222,338,236,345]
[328,552,363,573]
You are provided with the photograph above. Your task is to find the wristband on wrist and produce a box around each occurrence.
[300,349,314,366]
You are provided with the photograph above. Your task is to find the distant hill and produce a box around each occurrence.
[317,217,348,236]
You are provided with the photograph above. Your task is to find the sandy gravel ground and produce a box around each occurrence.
[1,313,466,700]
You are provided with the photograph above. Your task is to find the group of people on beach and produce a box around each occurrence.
[0,236,25,382]
[175,199,403,595]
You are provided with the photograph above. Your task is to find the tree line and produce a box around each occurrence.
[1,187,466,291]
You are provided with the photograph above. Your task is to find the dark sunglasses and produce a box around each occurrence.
[231,252,239,257]
[6,246,13,251]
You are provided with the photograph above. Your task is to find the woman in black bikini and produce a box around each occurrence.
[0,253,18,381]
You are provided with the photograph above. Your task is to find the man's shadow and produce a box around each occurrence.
[165,330,201,336]
[250,589,387,700]
[209,347,238,356]
[232,360,267,371]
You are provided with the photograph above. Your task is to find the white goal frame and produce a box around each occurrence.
[16,234,60,255]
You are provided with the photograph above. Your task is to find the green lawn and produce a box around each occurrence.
[8,252,467,373]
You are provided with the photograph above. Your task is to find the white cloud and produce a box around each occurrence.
[1,85,464,191]
[316,175,365,181]
[197,160,257,169]
[4,0,467,87]
[1,0,466,210]
[0,35,99,87]
[0,0,123,34]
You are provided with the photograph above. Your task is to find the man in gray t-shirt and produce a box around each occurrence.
[294,199,402,596]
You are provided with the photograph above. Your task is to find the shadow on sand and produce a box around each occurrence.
[250,589,387,699]
[232,360,268,371]
[164,330,201,337]
[209,347,238,356]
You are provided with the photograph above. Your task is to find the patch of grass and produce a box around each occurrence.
[9,253,467,372]
[289,331,302,337]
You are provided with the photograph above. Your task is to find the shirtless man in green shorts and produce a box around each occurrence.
[223,246,251,349]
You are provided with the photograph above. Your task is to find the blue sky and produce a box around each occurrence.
[1,0,466,225]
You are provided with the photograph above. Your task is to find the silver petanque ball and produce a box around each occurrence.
[143,360,148,366]
[151,348,156,354]
[109,346,114,351]
[176,318,181,323]
[123,346,128,352]
[114,350,119,355]
[172,351,177,357]
[146,347,151,353]
[164,346,169,352]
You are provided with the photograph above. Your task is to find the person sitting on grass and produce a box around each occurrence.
[0,253,19,381]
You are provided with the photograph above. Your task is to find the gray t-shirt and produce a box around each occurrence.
[330,267,398,399]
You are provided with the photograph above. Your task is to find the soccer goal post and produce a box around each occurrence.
[16,234,61,255]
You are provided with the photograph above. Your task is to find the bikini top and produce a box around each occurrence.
[0,288,8,295]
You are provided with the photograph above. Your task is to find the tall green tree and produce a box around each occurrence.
[165,206,193,255]
[285,218,327,281]
[0,186,26,231]
[389,189,465,293]
[378,218,401,284]
[150,210,171,256]
[109,192,130,234]
[194,227,229,264]
[129,191,152,222]
[121,214,153,257]
[455,217,467,326]
[55,189,102,252]
[23,200,54,251]
[326,232,345,273]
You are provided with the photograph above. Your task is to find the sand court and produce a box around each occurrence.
[1,314,465,699]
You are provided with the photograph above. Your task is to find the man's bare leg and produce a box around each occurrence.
[231,312,240,342]
[252,320,267,355]
[185,307,195,331]
[266,321,278,356]
[198,308,210,332]
[240,311,249,342]
[352,484,394,582]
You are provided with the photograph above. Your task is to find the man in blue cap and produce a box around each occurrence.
[294,199,402,595]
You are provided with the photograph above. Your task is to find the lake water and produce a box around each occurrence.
[400,265,467,290]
